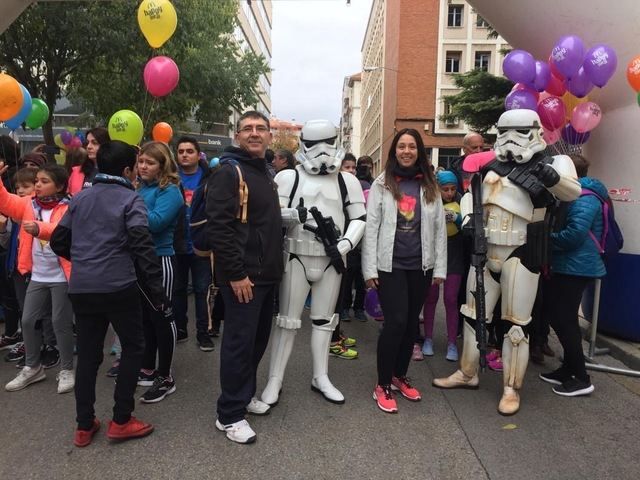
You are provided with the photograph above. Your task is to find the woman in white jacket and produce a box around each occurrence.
[362,128,447,414]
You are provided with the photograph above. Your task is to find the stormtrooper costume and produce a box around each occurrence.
[261,120,366,405]
[433,110,581,415]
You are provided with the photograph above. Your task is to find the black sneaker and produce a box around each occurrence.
[539,368,572,386]
[5,341,25,362]
[208,327,220,338]
[137,370,158,387]
[197,332,214,352]
[41,345,60,369]
[106,360,120,378]
[0,332,22,350]
[140,376,176,403]
[176,329,188,343]
[552,377,594,397]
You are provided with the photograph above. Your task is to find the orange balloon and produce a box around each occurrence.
[561,92,589,122]
[152,122,173,143]
[626,55,640,92]
[0,73,23,121]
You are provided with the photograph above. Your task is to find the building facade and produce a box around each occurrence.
[339,72,362,158]
[360,0,507,173]
[233,0,273,126]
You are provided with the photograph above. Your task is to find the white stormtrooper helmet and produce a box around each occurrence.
[296,119,345,175]
[494,109,546,164]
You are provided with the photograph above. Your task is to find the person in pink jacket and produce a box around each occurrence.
[0,162,75,394]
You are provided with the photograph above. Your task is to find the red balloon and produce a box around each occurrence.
[152,122,173,143]
[546,72,567,97]
[537,96,566,131]
[143,56,180,97]
[548,56,565,81]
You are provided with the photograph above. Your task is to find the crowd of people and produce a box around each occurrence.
[0,108,605,446]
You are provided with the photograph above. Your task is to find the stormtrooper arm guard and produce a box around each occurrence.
[337,173,367,255]
[546,154,581,202]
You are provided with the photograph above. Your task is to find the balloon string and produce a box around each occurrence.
[144,97,158,140]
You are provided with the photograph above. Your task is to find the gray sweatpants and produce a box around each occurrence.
[22,280,74,370]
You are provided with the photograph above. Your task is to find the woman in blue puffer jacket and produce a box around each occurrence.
[540,154,606,398]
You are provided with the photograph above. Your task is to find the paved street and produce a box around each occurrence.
[1,311,639,480]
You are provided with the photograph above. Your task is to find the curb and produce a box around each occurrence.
[579,319,640,372]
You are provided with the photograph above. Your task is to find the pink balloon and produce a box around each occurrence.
[69,136,82,148]
[143,56,180,98]
[538,91,552,103]
[546,72,567,97]
[537,95,566,130]
[571,101,602,133]
[542,127,561,145]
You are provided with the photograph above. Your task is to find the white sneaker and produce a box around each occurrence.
[246,397,270,416]
[56,369,75,394]
[215,419,257,444]
[5,365,46,391]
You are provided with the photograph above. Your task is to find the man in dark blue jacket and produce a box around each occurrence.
[173,136,214,351]
[206,110,284,444]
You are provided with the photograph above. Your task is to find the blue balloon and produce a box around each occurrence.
[209,157,220,168]
[4,84,32,130]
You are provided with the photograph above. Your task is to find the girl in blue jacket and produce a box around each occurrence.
[136,141,184,404]
[540,154,605,397]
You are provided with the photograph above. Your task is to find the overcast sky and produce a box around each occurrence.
[270,0,373,125]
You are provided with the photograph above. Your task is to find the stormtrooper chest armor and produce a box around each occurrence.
[286,173,347,256]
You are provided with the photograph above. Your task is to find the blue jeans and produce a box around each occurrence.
[172,254,212,335]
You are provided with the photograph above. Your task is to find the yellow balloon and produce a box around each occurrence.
[54,134,66,150]
[561,92,589,122]
[54,151,66,166]
[137,0,178,49]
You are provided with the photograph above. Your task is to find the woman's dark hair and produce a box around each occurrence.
[63,147,87,173]
[384,128,438,203]
[83,127,110,177]
[569,154,590,178]
[86,127,110,145]
[39,164,69,195]
[276,149,295,169]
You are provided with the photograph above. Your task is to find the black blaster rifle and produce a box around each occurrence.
[464,173,488,372]
[303,206,346,274]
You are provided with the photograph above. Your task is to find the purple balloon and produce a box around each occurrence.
[583,44,618,88]
[551,35,585,80]
[364,289,383,320]
[561,124,591,145]
[502,50,536,84]
[533,60,551,92]
[504,89,538,111]
[60,131,73,145]
[566,66,594,98]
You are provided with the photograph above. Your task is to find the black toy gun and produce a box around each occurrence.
[303,206,346,274]
[463,173,488,372]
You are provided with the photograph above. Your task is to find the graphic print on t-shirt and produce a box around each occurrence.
[398,193,417,223]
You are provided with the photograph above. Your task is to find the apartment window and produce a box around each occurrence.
[445,52,461,73]
[438,148,461,170]
[476,15,489,28]
[475,51,491,72]
[448,5,464,27]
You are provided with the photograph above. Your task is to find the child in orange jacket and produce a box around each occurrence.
[0,162,75,394]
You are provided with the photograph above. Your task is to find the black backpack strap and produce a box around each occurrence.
[338,172,350,232]
[287,167,300,208]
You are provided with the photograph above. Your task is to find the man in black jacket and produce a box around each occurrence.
[207,110,284,444]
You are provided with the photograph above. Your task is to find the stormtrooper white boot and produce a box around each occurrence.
[261,325,297,406]
[498,326,529,416]
[432,321,480,389]
[310,315,344,404]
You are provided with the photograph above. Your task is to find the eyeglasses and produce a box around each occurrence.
[238,125,270,134]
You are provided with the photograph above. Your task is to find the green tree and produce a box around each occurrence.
[0,0,270,144]
[439,70,512,136]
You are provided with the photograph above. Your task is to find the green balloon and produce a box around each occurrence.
[637,92,640,107]
[108,109,144,146]
[25,98,50,129]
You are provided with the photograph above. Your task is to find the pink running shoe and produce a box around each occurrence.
[488,355,503,372]
[373,384,398,413]
[411,343,424,361]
